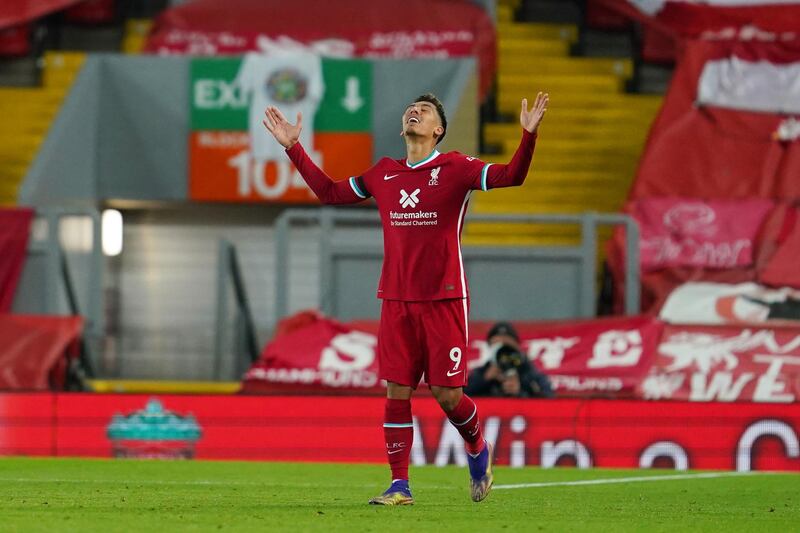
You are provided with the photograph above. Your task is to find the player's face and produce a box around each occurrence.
[401,101,443,141]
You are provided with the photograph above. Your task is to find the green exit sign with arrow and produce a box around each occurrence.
[191,57,372,133]
[315,60,372,132]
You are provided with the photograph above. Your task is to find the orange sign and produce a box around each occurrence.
[189,132,373,203]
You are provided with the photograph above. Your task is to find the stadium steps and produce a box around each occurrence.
[0,51,85,206]
[462,19,661,247]
[496,0,521,24]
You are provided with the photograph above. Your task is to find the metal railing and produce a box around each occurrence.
[23,208,104,378]
[274,208,639,323]
[214,239,260,380]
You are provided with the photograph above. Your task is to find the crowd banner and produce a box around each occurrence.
[630,198,773,272]
[0,315,83,390]
[242,313,664,397]
[642,324,800,403]
[660,282,800,325]
[594,0,800,41]
[145,0,496,100]
[0,208,33,312]
[244,311,800,404]
[0,0,81,30]
[0,393,797,471]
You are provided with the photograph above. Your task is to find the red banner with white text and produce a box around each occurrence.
[0,393,798,471]
[641,324,800,403]
[242,313,664,398]
[145,0,496,99]
[243,311,800,403]
[629,198,774,272]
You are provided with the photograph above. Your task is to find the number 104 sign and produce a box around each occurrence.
[188,55,373,203]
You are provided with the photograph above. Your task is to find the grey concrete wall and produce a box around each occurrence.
[20,55,477,206]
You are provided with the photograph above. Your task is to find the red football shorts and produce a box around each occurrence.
[377,298,470,388]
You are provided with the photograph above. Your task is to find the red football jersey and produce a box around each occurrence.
[360,150,484,300]
[286,129,537,301]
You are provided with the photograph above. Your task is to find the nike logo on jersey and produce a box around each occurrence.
[446,369,462,377]
[387,449,405,455]
[384,174,400,180]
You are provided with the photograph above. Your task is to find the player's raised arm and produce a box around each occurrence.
[475,92,548,191]
[263,106,370,205]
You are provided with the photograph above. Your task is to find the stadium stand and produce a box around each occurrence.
[463,0,663,247]
[0,51,84,206]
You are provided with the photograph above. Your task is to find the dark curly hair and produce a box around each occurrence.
[414,93,447,145]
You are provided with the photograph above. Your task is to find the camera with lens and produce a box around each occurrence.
[494,343,525,375]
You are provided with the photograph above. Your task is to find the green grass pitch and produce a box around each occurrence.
[0,458,796,532]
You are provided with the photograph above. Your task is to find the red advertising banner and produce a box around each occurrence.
[0,393,798,471]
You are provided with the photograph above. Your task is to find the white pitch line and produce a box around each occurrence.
[494,471,765,490]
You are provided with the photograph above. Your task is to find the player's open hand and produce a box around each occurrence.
[263,106,302,149]
[520,92,548,134]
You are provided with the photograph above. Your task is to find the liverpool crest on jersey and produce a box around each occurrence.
[429,167,440,186]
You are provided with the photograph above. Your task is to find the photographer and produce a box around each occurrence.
[466,322,554,398]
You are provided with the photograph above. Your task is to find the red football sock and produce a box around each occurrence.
[383,398,413,481]
[446,394,485,455]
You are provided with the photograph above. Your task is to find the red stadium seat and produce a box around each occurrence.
[65,0,116,25]
[585,2,632,31]
[0,23,32,58]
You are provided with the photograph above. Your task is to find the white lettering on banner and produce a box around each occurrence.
[549,375,623,392]
[752,355,800,403]
[193,79,247,109]
[641,373,685,400]
[642,237,751,268]
[433,417,500,467]
[509,416,527,468]
[690,371,754,401]
[663,203,716,236]
[587,330,643,368]
[318,331,377,371]
[527,337,580,369]
[245,367,378,388]
[660,329,800,372]
[659,332,741,373]
[736,420,800,472]
[197,131,249,148]
[639,441,689,471]
[540,440,592,468]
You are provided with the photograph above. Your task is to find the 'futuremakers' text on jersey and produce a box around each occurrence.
[389,210,439,226]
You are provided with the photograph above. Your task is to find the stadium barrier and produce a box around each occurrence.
[1,393,797,471]
[273,208,641,325]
